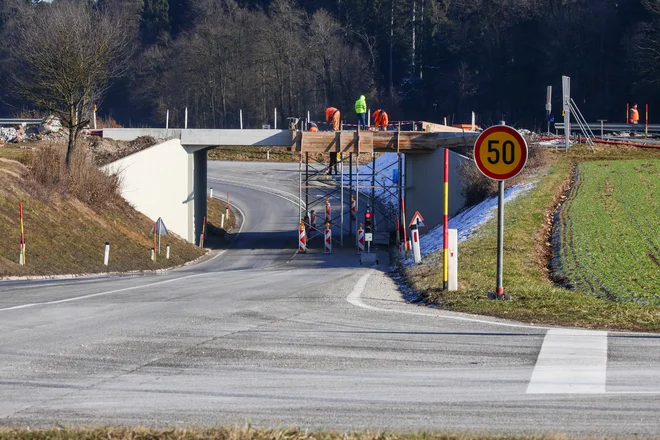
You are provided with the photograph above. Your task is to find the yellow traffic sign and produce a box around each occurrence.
[473,125,528,180]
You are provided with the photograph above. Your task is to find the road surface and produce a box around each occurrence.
[0,161,659,437]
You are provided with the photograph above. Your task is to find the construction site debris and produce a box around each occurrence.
[39,115,62,134]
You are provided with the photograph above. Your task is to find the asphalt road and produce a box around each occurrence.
[0,161,659,437]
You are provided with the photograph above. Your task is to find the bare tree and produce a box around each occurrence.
[13,1,132,168]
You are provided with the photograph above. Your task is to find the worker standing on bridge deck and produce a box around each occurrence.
[630,104,640,124]
[372,109,389,131]
[355,95,367,130]
[325,107,340,131]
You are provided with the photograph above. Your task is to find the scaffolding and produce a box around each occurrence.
[297,128,405,250]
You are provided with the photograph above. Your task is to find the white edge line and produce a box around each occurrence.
[0,273,206,312]
[346,270,553,330]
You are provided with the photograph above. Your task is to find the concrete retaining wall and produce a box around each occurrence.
[103,139,195,242]
[405,148,470,232]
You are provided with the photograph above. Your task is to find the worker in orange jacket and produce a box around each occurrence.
[630,104,640,124]
[372,109,389,131]
[308,121,319,132]
[325,107,340,131]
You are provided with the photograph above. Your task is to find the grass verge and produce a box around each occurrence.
[404,144,660,332]
[0,427,620,440]
[555,160,660,305]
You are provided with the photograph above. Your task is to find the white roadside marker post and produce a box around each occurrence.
[166,244,170,260]
[104,242,110,266]
[448,229,458,291]
[411,224,422,264]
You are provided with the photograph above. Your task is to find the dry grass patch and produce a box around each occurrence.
[0,427,621,440]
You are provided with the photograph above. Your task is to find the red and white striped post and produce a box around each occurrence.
[357,224,365,254]
[325,198,331,223]
[350,194,357,220]
[19,203,25,266]
[298,221,307,253]
[324,222,332,253]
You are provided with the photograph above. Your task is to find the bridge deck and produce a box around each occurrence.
[103,127,478,153]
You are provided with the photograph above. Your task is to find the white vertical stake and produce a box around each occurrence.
[151,249,155,261]
[448,229,458,291]
[411,224,421,264]
[185,107,188,129]
[274,108,277,129]
[368,109,371,127]
[166,109,169,129]
[19,246,23,266]
[166,244,170,260]
[267,149,270,160]
[240,109,243,129]
[471,111,476,131]
[307,110,310,124]
[93,108,97,130]
[104,242,110,266]
[221,213,225,229]
[210,188,213,199]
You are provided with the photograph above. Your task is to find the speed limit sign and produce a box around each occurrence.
[473,125,528,181]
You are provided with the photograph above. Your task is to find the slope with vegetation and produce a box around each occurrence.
[0,143,218,278]
[404,145,660,332]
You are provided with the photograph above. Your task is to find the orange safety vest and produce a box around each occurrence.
[372,109,381,125]
[630,108,640,123]
[325,107,338,122]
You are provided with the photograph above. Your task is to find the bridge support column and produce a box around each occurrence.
[193,149,208,245]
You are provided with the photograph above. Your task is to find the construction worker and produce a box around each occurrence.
[372,109,389,131]
[355,95,367,129]
[325,107,340,131]
[308,121,319,132]
[630,104,640,124]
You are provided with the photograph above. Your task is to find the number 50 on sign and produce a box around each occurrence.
[473,126,528,181]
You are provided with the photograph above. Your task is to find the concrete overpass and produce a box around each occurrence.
[102,127,478,244]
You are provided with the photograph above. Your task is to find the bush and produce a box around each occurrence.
[25,144,121,211]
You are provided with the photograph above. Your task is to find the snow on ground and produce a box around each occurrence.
[403,180,537,265]
[539,139,573,147]
[341,152,401,209]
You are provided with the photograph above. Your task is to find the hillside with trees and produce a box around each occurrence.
[1,0,659,129]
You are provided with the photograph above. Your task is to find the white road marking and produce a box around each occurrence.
[345,269,551,330]
[347,272,377,310]
[0,273,208,312]
[526,329,608,394]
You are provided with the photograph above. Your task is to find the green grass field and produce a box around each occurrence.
[556,159,660,305]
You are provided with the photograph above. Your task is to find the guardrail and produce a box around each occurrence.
[555,122,660,134]
[0,118,42,126]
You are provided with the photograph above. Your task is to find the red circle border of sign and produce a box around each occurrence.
[473,125,528,181]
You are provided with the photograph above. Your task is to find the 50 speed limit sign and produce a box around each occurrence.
[473,125,528,180]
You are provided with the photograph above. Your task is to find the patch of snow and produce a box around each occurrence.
[539,139,572,147]
[402,180,537,265]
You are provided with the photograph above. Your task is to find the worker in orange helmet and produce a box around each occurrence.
[308,121,319,132]
[630,104,640,124]
[325,107,340,131]
[372,109,389,131]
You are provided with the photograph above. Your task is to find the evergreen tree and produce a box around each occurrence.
[141,0,171,45]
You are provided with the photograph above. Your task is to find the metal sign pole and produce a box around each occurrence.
[496,180,504,298]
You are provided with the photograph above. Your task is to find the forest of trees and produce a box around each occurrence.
[1,0,660,130]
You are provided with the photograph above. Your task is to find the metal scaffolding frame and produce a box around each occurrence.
[297,130,405,249]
